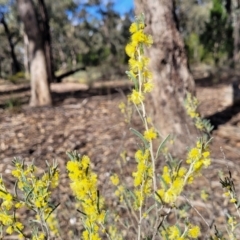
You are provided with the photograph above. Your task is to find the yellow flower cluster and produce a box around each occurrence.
[46,212,60,237]
[132,149,152,208]
[200,189,209,201]
[0,177,24,238]
[118,101,132,123]
[32,232,45,240]
[220,171,239,218]
[12,161,59,210]
[144,127,157,141]
[157,140,211,204]
[186,140,211,177]
[125,15,153,105]
[156,165,186,204]
[108,225,123,240]
[185,93,199,119]
[226,216,237,239]
[185,93,204,130]
[130,89,144,105]
[0,180,14,212]
[110,174,120,186]
[0,159,59,239]
[110,174,126,202]
[161,224,200,239]
[11,159,59,238]
[185,92,214,133]
[67,155,105,240]
[228,216,237,231]
[114,186,125,203]
[118,102,126,114]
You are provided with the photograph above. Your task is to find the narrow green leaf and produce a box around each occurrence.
[66,151,74,161]
[130,127,149,148]
[158,175,168,189]
[155,134,170,159]
[45,203,60,221]
[144,204,155,216]
[135,105,145,124]
[125,71,138,90]
[155,191,163,204]
[126,189,137,202]
[25,187,34,204]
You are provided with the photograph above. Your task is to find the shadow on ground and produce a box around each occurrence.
[207,102,240,130]
[0,81,132,109]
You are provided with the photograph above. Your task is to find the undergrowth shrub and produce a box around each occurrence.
[0,14,239,240]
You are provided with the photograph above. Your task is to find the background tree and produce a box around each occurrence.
[231,0,240,66]
[0,0,22,76]
[200,0,233,65]
[0,12,21,74]
[0,0,132,81]
[17,0,52,106]
[37,0,54,83]
[134,0,197,154]
[175,0,212,64]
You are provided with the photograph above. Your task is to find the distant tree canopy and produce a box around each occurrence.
[177,0,238,67]
[1,0,240,80]
[0,0,133,78]
[200,0,233,65]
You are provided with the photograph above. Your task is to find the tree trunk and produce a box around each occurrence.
[17,0,52,106]
[37,0,55,83]
[225,0,232,14]
[0,14,21,74]
[135,0,196,154]
[23,31,30,79]
[233,0,240,66]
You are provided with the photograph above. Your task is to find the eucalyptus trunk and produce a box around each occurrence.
[17,0,52,106]
[135,0,196,154]
[232,0,240,66]
[23,31,30,79]
[38,0,55,83]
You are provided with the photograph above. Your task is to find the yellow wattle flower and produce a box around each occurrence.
[110,174,119,186]
[130,89,144,105]
[144,128,157,141]
[67,154,105,238]
[125,43,136,58]
[188,225,200,238]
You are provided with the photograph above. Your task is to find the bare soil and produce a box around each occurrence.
[0,77,240,239]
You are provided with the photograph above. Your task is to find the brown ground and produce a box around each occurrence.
[0,77,240,239]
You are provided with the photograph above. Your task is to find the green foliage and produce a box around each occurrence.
[179,0,235,67]
[200,0,233,65]
[7,71,26,83]
[48,0,132,73]
[4,97,21,110]
[185,33,206,64]
[1,0,132,80]
[78,47,111,66]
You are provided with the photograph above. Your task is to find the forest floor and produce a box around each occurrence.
[0,73,240,239]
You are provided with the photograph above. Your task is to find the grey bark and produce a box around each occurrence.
[37,0,55,83]
[233,0,240,66]
[23,31,30,79]
[17,0,52,106]
[135,0,197,154]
